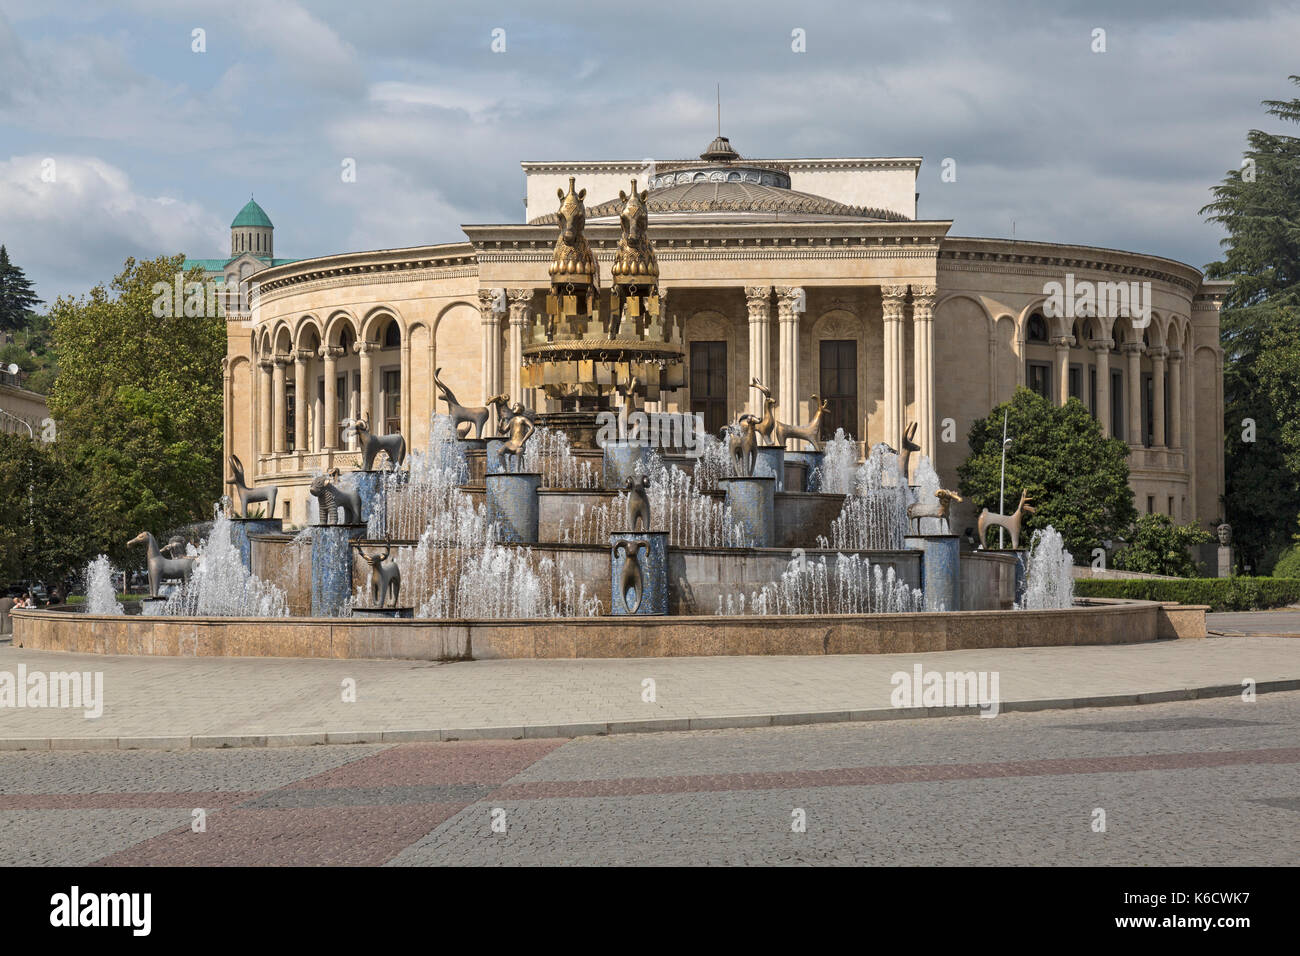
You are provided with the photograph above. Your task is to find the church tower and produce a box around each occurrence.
[230,197,274,259]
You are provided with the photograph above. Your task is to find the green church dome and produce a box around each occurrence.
[231,198,273,229]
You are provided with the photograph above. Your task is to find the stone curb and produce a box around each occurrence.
[1,679,1297,751]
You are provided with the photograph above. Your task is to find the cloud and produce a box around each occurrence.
[0,154,225,301]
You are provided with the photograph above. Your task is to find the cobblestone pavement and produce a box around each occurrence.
[2,635,1299,745]
[2,692,1297,865]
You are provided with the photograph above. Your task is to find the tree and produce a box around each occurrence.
[0,434,95,586]
[1201,75,1300,573]
[46,255,223,564]
[1112,514,1214,577]
[957,387,1137,559]
[0,245,43,333]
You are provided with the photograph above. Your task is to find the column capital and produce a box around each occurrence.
[881,285,908,322]
[1167,348,1184,362]
[1120,341,1145,355]
[258,358,274,372]
[744,286,771,322]
[507,288,533,304]
[911,284,937,302]
[775,286,804,322]
[912,285,937,323]
[354,341,377,356]
[293,348,315,364]
[1148,345,1169,361]
[319,345,345,360]
[1050,335,1076,349]
[271,354,290,368]
[1089,337,1115,352]
[478,287,506,315]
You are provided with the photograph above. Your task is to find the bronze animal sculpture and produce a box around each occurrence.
[228,454,278,518]
[749,379,778,446]
[907,489,964,534]
[160,535,188,559]
[550,177,598,289]
[723,414,761,477]
[434,367,490,439]
[977,489,1037,550]
[615,376,643,440]
[310,468,362,525]
[776,396,830,451]
[898,421,921,482]
[128,531,198,598]
[616,540,650,613]
[625,476,651,532]
[486,394,535,436]
[342,413,406,471]
[498,406,536,473]
[358,542,401,608]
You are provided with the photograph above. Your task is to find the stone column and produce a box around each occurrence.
[478,289,504,404]
[1149,346,1168,447]
[258,359,274,458]
[912,286,936,460]
[745,285,772,416]
[775,287,804,426]
[1051,335,1074,406]
[1168,349,1183,449]
[1090,339,1113,437]
[1122,341,1144,445]
[356,341,376,432]
[507,289,532,407]
[271,357,288,454]
[293,349,311,453]
[881,285,909,452]
[321,346,342,451]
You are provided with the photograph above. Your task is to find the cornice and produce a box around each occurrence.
[939,237,1202,293]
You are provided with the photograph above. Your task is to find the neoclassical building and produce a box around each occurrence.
[219,136,1227,532]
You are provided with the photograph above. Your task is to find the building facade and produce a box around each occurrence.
[220,137,1227,532]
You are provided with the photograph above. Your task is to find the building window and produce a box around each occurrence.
[1147,495,1154,514]
[1142,372,1154,448]
[689,341,728,436]
[1089,367,1097,419]
[1168,496,1175,517]
[336,374,348,446]
[819,339,858,441]
[1027,361,1052,400]
[1068,363,1083,403]
[382,321,401,349]
[1027,313,1048,342]
[1111,368,1124,440]
[383,370,401,435]
[285,384,295,453]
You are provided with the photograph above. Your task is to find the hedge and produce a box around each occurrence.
[1074,577,1300,612]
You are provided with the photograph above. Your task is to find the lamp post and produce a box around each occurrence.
[998,409,1010,549]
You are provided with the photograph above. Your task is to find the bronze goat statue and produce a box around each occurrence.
[434,367,490,439]
[358,542,401,608]
[977,488,1037,550]
[228,454,278,518]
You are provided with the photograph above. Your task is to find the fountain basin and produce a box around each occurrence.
[11,598,1198,660]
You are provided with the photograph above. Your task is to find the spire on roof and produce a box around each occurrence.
[700,135,740,163]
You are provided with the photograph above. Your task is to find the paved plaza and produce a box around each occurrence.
[0,692,1296,865]
[0,631,1298,747]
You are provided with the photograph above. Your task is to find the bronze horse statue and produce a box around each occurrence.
[550,176,598,290]
[128,531,198,598]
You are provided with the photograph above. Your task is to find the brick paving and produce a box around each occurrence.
[1,692,1297,865]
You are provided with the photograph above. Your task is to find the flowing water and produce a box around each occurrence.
[714,552,923,616]
[1020,526,1075,609]
[84,554,124,615]
[163,508,289,617]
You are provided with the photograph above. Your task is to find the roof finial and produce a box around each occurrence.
[717,83,721,137]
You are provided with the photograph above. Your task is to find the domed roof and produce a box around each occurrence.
[232,198,273,229]
[700,135,741,162]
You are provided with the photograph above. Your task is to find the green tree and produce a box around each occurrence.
[0,245,43,333]
[1112,514,1214,577]
[0,434,95,586]
[1201,75,1300,573]
[957,387,1137,558]
[46,255,223,564]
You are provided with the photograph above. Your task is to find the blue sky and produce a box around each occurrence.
[2,0,1298,303]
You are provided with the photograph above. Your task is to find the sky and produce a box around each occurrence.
[1,0,1298,303]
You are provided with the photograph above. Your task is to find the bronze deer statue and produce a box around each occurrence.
[749,378,778,446]
[228,454,277,518]
[776,396,830,451]
[434,367,490,439]
[977,489,1037,550]
[907,489,964,534]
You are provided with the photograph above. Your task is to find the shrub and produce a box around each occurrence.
[1074,576,1300,611]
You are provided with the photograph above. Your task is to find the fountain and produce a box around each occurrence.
[84,555,124,616]
[13,174,1200,664]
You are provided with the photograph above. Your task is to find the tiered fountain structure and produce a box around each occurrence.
[12,175,1205,664]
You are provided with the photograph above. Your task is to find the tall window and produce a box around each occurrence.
[1027,314,1048,342]
[1027,361,1052,400]
[689,341,728,435]
[383,321,401,349]
[285,384,296,453]
[1089,367,1097,418]
[1110,368,1124,440]
[819,339,858,440]
[383,370,401,435]
[1068,364,1082,403]
[1142,372,1154,447]
[336,374,348,446]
